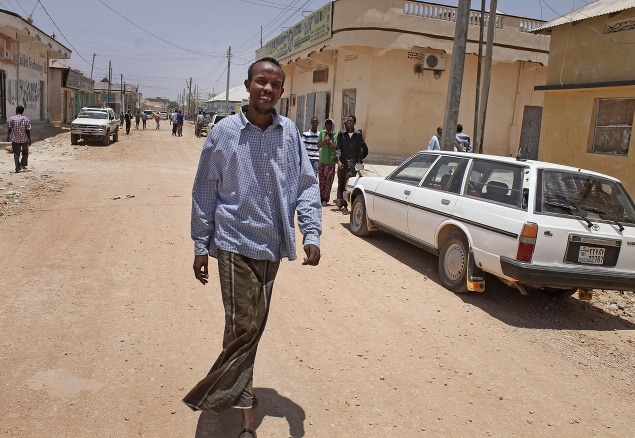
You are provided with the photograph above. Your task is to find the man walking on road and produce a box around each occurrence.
[176,110,184,136]
[302,116,320,175]
[124,110,132,135]
[171,111,178,136]
[7,105,31,173]
[317,118,338,206]
[141,111,147,129]
[185,57,322,438]
[335,115,368,214]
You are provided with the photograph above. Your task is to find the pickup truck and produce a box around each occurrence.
[70,107,119,146]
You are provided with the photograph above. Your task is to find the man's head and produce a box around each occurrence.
[324,119,334,132]
[436,126,442,136]
[457,124,463,133]
[310,117,319,131]
[16,106,24,114]
[245,57,285,115]
[345,115,356,133]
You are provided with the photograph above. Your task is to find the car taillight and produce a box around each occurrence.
[516,222,538,262]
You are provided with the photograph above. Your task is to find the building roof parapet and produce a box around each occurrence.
[0,8,71,59]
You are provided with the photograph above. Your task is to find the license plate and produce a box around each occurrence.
[578,246,605,264]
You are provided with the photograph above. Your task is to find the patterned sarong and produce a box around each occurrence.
[318,163,336,203]
[183,249,280,412]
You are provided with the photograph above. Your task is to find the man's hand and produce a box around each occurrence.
[193,254,209,284]
[302,244,320,266]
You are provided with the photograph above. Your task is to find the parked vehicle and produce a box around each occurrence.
[159,111,168,120]
[206,114,229,133]
[70,107,119,146]
[195,113,213,138]
[143,110,154,119]
[345,151,635,297]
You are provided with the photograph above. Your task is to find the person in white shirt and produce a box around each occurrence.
[427,126,442,150]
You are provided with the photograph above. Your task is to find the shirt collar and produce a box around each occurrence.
[239,104,281,130]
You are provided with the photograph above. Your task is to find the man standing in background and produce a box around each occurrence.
[455,124,472,152]
[302,116,320,176]
[7,105,31,173]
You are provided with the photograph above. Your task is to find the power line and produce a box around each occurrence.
[96,0,225,57]
[36,0,92,67]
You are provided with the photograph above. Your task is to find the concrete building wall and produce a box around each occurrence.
[261,0,550,159]
[48,68,63,123]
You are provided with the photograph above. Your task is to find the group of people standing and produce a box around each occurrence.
[427,123,472,152]
[170,110,184,136]
[302,114,368,215]
[123,110,161,134]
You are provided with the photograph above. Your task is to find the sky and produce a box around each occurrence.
[4,0,594,102]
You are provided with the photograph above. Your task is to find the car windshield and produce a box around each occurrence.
[537,170,635,225]
[78,111,108,119]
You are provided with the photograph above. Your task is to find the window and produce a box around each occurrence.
[342,89,356,121]
[590,98,634,156]
[466,160,525,208]
[313,67,328,83]
[422,156,468,194]
[388,153,438,185]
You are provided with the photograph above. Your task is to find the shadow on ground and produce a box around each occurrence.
[339,221,635,331]
[194,388,305,438]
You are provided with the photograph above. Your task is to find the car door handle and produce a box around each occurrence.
[404,190,411,196]
[441,199,450,205]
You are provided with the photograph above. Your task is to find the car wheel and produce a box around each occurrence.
[103,130,110,146]
[438,231,469,293]
[113,128,119,142]
[71,133,79,145]
[349,195,370,237]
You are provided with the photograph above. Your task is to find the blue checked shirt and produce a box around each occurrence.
[191,107,322,261]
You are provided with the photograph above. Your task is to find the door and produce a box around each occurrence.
[408,156,469,247]
[304,92,316,132]
[314,91,329,123]
[342,89,356,130]
[0,70,6,124]
[295,95,305,131]
[519,105,542,160]
[372,153,439,233]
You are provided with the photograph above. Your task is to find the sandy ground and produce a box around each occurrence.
[1,123,634,438]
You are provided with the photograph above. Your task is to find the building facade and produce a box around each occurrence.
[49,59,95,124]
[534,1,635,194]
[257,0,550,159]
[0,9,70,124]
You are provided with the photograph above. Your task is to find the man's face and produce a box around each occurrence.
[245,61,285,115]
[345,117,356,132]
[325,122,333,133]
[310,118,319,131]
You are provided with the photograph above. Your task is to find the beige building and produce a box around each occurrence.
[257,0,550,159]
[533,0,635,194]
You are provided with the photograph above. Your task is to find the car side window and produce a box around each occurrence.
[387,154,438,186]
[466,160,524,208]
[421,156,467,193]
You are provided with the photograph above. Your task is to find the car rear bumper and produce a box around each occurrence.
[500,256,635,291]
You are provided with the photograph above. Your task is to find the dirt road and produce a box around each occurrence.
[1,124,634,437]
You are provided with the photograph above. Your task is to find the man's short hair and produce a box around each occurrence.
[457,124,463,132]
[247,57,285,86]
[325,119,333,126]
[347,115,357,123]
[16,106,24,114]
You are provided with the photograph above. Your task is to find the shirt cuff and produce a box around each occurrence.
[303,234,320,248]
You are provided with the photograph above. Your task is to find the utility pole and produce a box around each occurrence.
[121,73,124,113]
[187,77,193,118]
[441,0,471,151]
[476,0,498,154]
[90,53,97,79]
[107,61,112,109]
[225,46,231,114]
[260,26,263,48]
[473,0,486,150]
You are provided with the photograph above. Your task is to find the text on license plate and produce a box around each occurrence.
[578,246,605,264]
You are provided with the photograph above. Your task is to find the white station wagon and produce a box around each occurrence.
[344,151,635,297]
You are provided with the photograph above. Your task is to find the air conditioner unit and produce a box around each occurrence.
[423,53,446,71]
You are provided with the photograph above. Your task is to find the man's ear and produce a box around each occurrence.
[244,79,250,91]
[281,87,285,96]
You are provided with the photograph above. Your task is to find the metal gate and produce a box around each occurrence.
[519,105,542,160]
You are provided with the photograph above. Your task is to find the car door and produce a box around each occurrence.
[372,153,439,234]
[407,156,469,247]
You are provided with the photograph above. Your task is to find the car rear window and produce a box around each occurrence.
[537,170,635,225]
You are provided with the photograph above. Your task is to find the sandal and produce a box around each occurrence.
[238,427,257,438]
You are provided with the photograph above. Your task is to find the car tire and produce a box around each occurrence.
[438,231,469,293]
[71,133,79,145]
[349,195,370,237]
[113,128,119,142]
[103,130,110,146]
